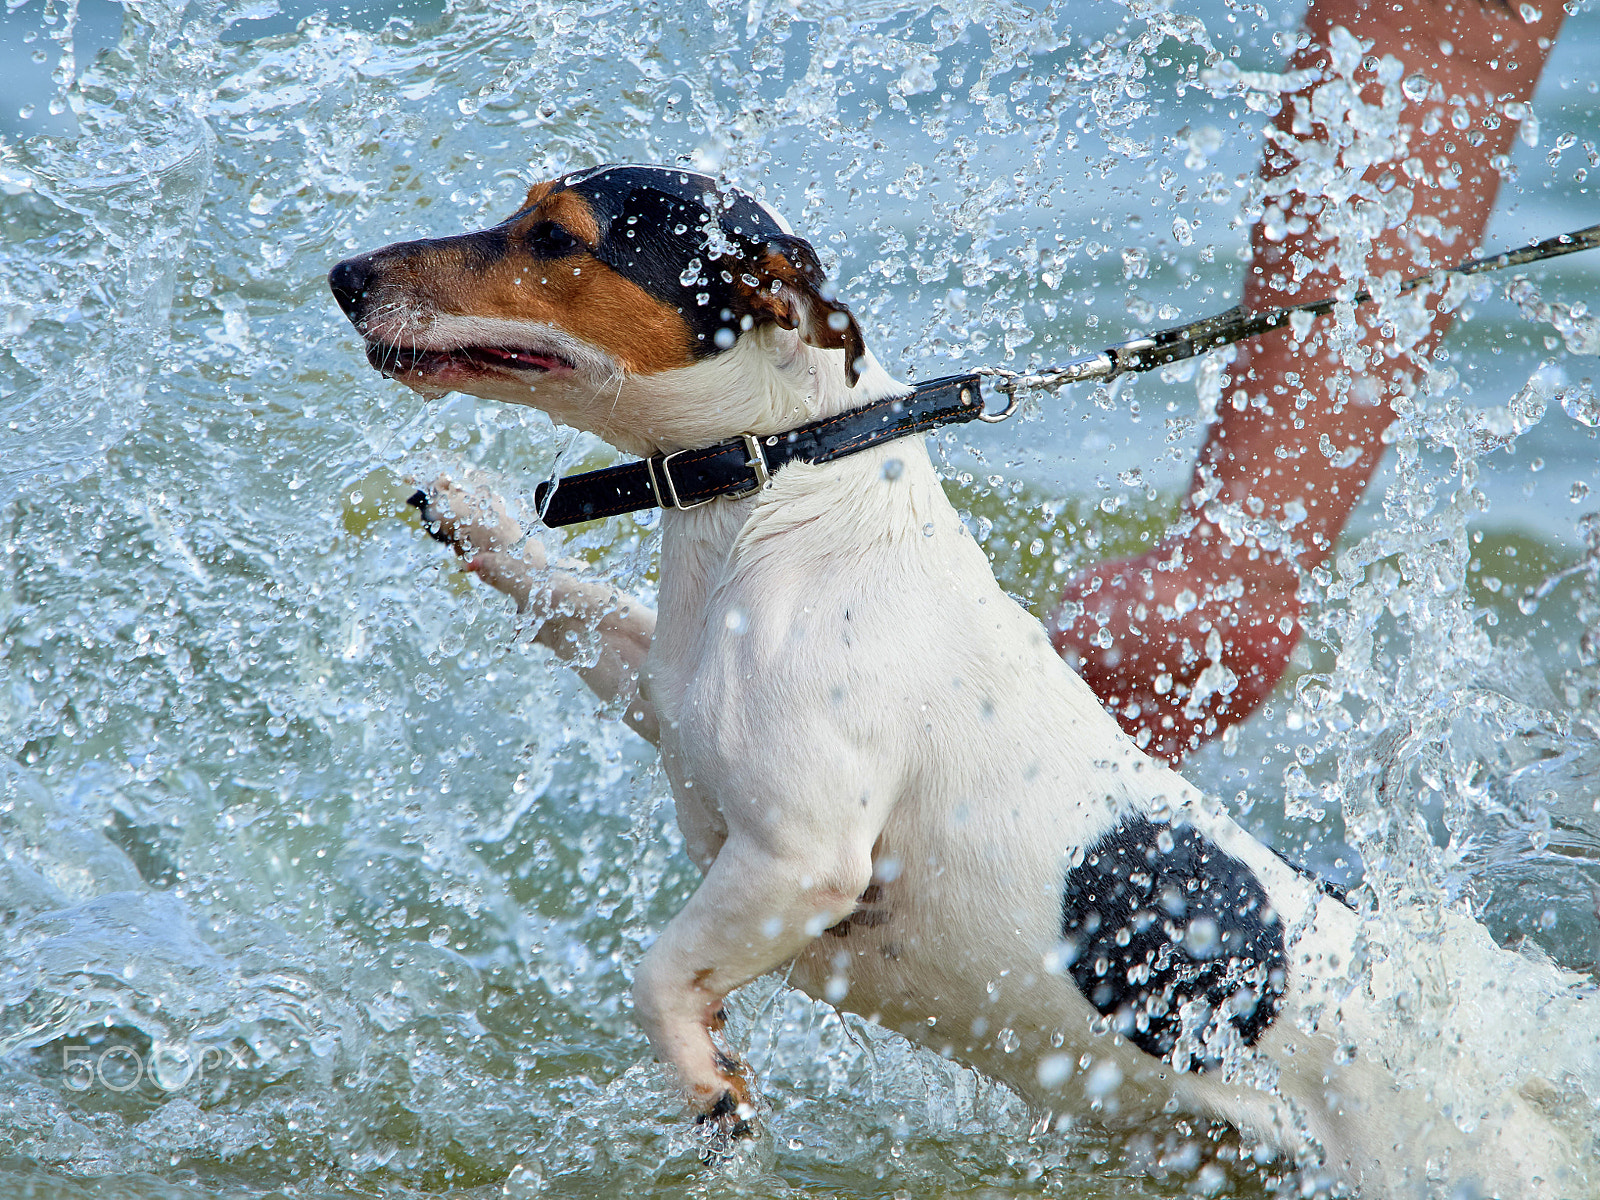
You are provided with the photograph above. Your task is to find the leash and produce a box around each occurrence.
[531,221,1599,529]
[973,220,1600,419]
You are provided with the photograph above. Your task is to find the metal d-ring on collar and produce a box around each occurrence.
[975,380,1023,424]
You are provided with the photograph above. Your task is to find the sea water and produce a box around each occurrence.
[1,0,1598,1196]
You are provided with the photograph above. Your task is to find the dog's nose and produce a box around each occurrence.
[328,256,374,319]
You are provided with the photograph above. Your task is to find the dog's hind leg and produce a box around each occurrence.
[410,476,659,743]
[631,831,875,1140]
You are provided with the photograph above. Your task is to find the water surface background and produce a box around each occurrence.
[1,0,1599,1196]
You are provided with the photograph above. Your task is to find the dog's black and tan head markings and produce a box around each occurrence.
[328,164,867,405]
[1060,816,1287,1071]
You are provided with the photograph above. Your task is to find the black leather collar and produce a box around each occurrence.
[531,373,985,527]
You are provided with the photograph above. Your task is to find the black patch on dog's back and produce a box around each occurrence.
[1060,816,1286,1070]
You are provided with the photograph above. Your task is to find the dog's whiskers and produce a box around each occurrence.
[600,365,627,423]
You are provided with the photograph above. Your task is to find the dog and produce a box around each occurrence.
[328,164,1590,1196]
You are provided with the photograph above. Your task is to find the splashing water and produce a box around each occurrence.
[2,0,1598,1196]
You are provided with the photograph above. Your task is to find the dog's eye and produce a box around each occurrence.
[526,220,585,259]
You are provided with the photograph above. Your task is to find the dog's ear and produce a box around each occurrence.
[742,234,867,387]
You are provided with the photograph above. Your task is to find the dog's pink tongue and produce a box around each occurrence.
[476,346,565,372]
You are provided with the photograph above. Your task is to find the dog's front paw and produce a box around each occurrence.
[406,487,451,545]
[407,477,550,614]
[407,475,532,561]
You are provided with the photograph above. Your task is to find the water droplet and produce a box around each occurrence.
[148,1043,196,1091]
[1084,1059,1122,1099]
[1519,2,1542,23]
[1036,1053,1072,1089]
[1173,589,1198,615]
[1560,380,1599,427]
[1401,73,1430,103]
[1184,917,1220,958]
[724,606,749,634]
[881,458,903,482]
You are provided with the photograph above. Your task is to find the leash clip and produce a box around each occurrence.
[969,377,1021,424]
[976,382,1021,424]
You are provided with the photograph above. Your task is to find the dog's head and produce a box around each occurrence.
[329,165,870,452]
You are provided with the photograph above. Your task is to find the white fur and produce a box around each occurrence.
[399,301,1591,1198]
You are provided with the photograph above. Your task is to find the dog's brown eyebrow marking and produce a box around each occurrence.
[494,181,558,229]
[520,180,557,209]
[513,187,603,248]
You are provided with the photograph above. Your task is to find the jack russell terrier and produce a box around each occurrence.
[328,164,1590,1197]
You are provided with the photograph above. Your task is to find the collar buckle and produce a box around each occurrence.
[646,434,772,512]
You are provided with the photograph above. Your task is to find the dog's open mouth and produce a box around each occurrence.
[365,341,575,378]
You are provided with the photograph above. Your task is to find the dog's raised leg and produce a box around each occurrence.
[631,828,876,1146]
[409,476,659,744]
